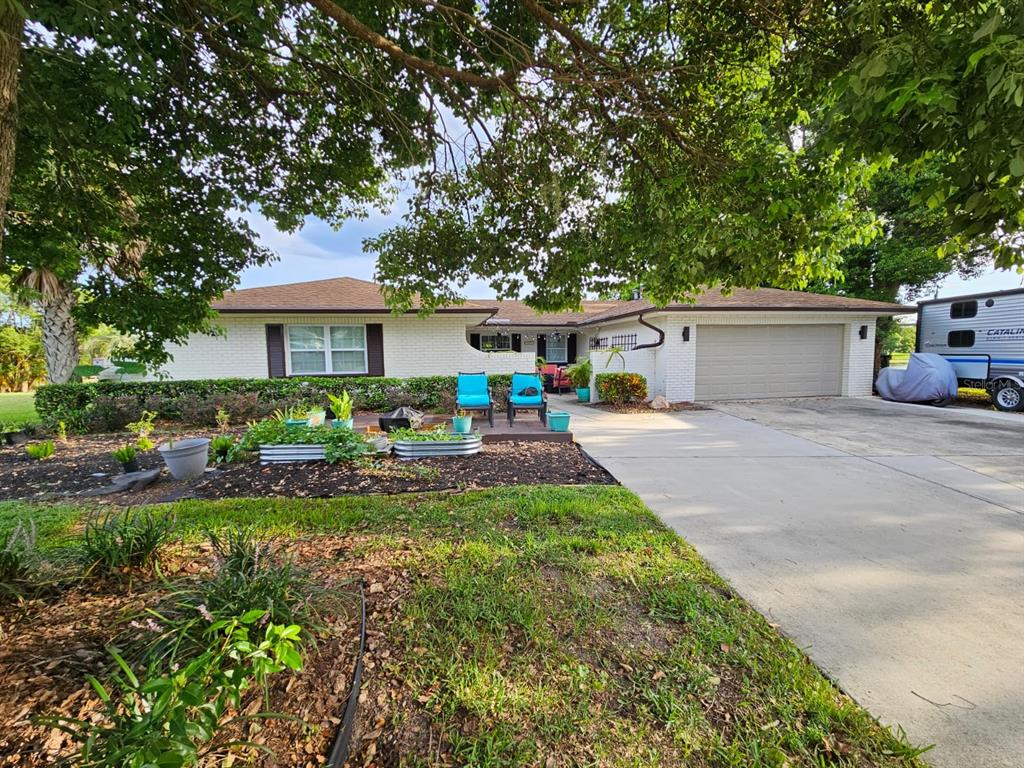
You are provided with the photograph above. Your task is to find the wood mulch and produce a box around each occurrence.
[0,429,214,502]
[190,441,613,501]
[0,431,614,503]
[0,536,392,768]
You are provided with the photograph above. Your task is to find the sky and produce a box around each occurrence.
[237,211,1024,302]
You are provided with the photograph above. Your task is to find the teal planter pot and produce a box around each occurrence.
[284,418,309,429]
[332,417,354,430]
[576,387,590,402]
[548,411,571,432]
[452,415,473,434]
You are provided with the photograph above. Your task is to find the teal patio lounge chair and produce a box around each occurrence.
[456,372,494,427]
[507,371,547,427]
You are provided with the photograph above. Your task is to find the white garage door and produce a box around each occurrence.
[695,324,843,400]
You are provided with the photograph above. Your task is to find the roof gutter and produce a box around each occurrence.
[631,314,665,351]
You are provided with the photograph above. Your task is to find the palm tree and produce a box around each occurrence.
[14,266,77,384]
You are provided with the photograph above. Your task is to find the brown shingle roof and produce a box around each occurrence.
[578,288,911,325]
[212,277,910,321]
[479,299,621,326]
[213,277,495,314]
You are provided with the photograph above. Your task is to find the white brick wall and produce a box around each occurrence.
[156,309,881,399]
[660,316,697,401]
[841,319,876,396]
[157,313,534,380]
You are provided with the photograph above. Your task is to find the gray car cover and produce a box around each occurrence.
[876,352,959,404]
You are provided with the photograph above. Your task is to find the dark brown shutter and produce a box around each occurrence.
[265,324,286,378]
[567,333,577,363]
[511,333,521,352]
[469,333,481,350]
[366,323,384,375]
[536,334,546,359]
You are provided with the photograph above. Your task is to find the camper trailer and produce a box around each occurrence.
[916,288,1024,412]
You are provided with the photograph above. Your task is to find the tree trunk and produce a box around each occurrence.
[40,285,79,384]
[0,2,23,252]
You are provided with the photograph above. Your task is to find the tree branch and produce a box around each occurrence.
[306,0,522,91]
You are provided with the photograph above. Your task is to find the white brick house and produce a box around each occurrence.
[157,276,908,402]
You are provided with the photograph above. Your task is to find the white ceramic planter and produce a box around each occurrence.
[158,437,211,480]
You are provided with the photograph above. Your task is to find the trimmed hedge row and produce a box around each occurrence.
[35,375,514,433]
[595,372,648,405]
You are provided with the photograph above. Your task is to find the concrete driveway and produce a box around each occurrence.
[561,396,1024,768]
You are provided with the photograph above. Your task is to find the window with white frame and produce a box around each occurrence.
[480,333,512,351]
[287,325,367,375]
[545,333,568,362]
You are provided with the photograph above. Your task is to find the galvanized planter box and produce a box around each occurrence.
[259,444,325,463]
[259,435,391,464]
[392,434,483,460]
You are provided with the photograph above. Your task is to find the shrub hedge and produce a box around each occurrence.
[35,375,514,433]
[595,372,648,405]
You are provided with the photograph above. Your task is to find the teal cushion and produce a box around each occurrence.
[511,373,541,392]
[457,374,489,398]
[458,393,490,407]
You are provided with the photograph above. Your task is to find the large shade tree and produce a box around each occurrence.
[0,1,1020,383]
[809,162,992,368]
[372,0,1024,308]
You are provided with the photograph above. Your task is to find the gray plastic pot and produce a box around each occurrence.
[157,437,211,480]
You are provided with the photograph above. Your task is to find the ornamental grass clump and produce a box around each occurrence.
[25,440,55,460]
[135,529,319,669]
[79,510,174,575]
[0,521,37,597]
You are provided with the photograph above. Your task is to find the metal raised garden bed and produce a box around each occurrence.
[259,436,390,464]
[392,434,483,460]
[259,444,326,463]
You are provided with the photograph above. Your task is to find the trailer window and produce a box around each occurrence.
[949,301,977,319]
[948,330,975,347]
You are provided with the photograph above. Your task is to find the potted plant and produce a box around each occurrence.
[547,411,571,432]
[567,358,593,402]
[2,421,34,446]
[157,435,211,480]
[327,391,354,429]
[274,406,310,429]
[307,407,327,427]
[111,444,141,473]
[451,408,473,434]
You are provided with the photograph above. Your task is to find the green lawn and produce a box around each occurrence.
[2,487,928,766]
[0,391,40,425]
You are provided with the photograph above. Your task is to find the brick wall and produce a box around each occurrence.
[156,309,882,397]
[157,313,534,380]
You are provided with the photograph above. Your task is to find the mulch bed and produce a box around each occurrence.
[0,429,214,502]
[191,441,613,500]
[0,431,615,503]
[0,536,392,768]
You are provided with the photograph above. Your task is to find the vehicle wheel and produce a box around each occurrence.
[991,381,1024,412]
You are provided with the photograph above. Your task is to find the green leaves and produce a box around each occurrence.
[52,615,305,768]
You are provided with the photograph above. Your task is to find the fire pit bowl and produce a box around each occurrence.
[378,406,424,433]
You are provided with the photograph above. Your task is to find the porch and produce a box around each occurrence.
[351,411,574,443]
